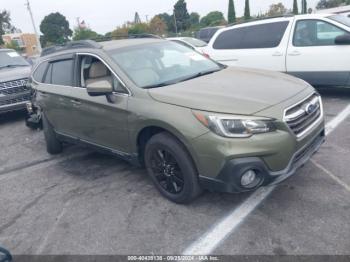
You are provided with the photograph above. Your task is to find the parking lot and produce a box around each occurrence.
[0,89,349,257]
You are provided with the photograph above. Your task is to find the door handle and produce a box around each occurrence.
[288,50,301,56]
[70,99,82,106]
[272,51,283,57]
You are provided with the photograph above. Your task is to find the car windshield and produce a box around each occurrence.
[108,41,222,89]
[183,37,207,47]
[0,51,29,69]
[328,15,350,27]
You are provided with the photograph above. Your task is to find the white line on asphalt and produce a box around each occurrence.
[325,104,350,136]
[182,103,350,256]
[183,187,275,255]
[311,160,350,193]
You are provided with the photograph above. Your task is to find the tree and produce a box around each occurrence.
[267,3,287,16]
[0,10,16,45]
[156,13,173,31]
[149,16,167,35]
[200,11,226,27]
[40,12,72,45]
[244,0,251,20]
[189,12,200,27]
[228,0,236,24]
[173,0,191,32]
[128,23,150,35]
[111,24,129,38]
[73,28,99,41]
[293,0,299,14]
[301,0,308,13]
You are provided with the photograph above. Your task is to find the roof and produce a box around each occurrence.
[100,38,165,50]
[0,49,14,52]
[224,14,332,29]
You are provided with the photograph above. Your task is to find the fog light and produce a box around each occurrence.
[241,170,260,188]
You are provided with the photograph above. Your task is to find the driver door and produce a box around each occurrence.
[69,54,131,154]
[287,19,350,86]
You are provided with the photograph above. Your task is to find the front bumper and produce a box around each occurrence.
[0,91,31,114]
[199,129,325,193]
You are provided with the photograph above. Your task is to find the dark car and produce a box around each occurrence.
[195,26,224,43]
[0,49,31,114]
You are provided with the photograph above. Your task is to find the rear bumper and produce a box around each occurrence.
[199,129,325,193]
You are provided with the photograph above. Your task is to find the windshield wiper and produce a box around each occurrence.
[143,68,223,89]
[0,64,28,69]
[179,68,222,82]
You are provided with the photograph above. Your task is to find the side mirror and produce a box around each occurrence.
[86,80,113,96]
[335,33,350,45]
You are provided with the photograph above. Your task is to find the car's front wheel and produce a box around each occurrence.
[144,132,202,204]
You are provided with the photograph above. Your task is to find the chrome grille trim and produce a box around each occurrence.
[0,79,28,90]
[0,78,30,107]
[283,93,323,138]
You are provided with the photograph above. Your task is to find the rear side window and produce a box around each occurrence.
[50,59,73,86]
[44,64,52,84]
[33,62,48,82]
[213,21,289,49]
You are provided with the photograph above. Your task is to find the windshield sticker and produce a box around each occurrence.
[185,52,206,61]
[7,52,20,57]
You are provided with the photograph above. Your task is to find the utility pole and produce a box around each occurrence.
[25,0,42,55]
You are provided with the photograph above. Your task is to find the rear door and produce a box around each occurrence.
[35,55,77,135]
[286,17,350,86]
[207,19,292,71]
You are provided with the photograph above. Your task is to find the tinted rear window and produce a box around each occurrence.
[50,59,73,86]
[33,62,48,82]
[213,21,289,49]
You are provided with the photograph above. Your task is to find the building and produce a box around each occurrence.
[315,5,350,17]
[2,33,38,57]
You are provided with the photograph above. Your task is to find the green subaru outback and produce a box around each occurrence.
[31,38,325,203]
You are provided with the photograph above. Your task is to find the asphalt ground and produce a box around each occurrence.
[0,88,349,257]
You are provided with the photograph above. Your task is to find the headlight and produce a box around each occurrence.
[193,111,276,138]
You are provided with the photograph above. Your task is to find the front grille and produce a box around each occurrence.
[0,78,30,107]
[292,132,324,166]
[284,94,322,137]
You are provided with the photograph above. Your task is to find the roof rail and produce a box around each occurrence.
[41,40,102,57]
[94,33,163,42]
[226,14,295,27]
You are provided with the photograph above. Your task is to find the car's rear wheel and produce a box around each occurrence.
[144,132,202,204]
[42,113,62,155]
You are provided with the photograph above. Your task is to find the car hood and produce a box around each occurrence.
[148,67,310,115]
[0,66,31,83]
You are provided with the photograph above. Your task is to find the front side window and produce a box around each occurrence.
[213,21,289,49]
[293,19,348,46]
[108,41,222,89]
[51,59,73,86]
[79,55,128,94]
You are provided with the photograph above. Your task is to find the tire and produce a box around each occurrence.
[144,132,202,204]
[42,113,62,155]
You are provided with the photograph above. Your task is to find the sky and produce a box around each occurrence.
[3,0,320,35]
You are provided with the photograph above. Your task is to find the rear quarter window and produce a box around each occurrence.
[33,62,48,82]
[213,21,289,49]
